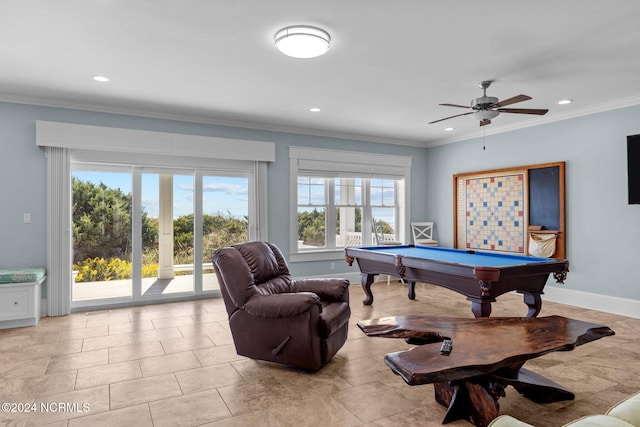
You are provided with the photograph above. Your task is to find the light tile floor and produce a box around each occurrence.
[1,282,639,426]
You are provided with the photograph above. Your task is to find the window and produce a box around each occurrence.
[335,177,363,247]
[290,147,411,261]
[370,178,398,242]
[297,177,327,248]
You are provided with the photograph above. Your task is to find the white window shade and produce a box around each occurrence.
[291,146,411,179]
[36,121,275,162]
[297,159,407,179]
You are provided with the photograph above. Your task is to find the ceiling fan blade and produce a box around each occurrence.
[428,111,474,124]
[439,103,471,109]
[491,94,532,108]
[496,108,549,115]
[479,119,491,127]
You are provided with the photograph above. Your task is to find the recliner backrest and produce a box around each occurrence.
[234,242,289,282]
[212,246,258,313]
[213,242,294,314]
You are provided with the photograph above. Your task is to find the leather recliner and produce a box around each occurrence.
[212,241,351,371]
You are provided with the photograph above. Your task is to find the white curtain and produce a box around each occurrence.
[45,146,72,316]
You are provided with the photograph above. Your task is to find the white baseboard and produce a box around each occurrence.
[542,285,640,319]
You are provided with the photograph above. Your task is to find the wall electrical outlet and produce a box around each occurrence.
[23,213,31,224]
[330,262,335,270]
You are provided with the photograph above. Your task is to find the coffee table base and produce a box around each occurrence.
[434,366,575,427]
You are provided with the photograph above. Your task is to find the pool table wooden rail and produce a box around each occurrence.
[345,245,569,318]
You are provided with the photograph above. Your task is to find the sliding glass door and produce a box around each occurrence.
[71,164,251,308]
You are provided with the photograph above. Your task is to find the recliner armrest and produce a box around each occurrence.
[243,292,321,318]
[292,278,350,303]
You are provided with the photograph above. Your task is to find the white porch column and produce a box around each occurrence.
[338,178,357,245]
[157,174,174,279]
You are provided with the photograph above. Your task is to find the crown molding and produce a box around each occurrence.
[0,93,427,148]
[3,92,640,150]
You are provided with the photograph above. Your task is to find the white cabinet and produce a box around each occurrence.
[0,280,43,328]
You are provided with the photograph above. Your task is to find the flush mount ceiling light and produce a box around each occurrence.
[274,25,331,58]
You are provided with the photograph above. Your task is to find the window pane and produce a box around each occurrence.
[297,207,325,249]
[202,175,249,291]
[382,179,395,205]
[71,170,133,300]
[371,178,398,244]
[141,173,194,296]
[372,208,396,231]
[297,176,310,204]
[372,207,397,243]
[298,176,326,206]
[371,178,395,206]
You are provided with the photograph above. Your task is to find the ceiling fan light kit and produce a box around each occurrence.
[274,25,331,58]
[471,109,499,121]
[429,80,549,127]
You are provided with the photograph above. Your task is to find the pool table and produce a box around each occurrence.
[344,245,569,317]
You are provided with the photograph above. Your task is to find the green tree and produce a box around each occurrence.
[172,212,249,263]
[298,209,325,246]
[374,218,394,234]
[201,213,249,261]
[72,178,158,263]
[173,214,195,262]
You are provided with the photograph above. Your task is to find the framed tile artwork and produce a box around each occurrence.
[453,162,566,259]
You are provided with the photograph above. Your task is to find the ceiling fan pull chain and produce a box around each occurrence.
[483,128,486,150]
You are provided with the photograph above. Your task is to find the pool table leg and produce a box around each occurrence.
[361,273,376,305]
[407,281,416,300]
[522,292,542,318]
[470,300,492,318]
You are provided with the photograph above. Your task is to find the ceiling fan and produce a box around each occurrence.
[429,81,549,127]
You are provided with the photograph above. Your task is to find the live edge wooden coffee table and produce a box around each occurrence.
[358,315,614,427]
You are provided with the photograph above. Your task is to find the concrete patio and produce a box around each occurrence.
[72,272,220,301]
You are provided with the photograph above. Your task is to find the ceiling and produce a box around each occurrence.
[2,1,640,148]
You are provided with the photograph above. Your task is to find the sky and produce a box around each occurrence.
[72,171,249,219]
[73,171,396,228]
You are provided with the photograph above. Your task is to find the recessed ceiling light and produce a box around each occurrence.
[274,26,331,58]
[557,99,573,105]
[309,107,321,112]
[92,75,110,82]
[445,127,455,132]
